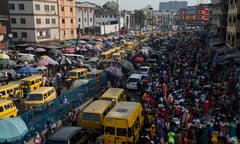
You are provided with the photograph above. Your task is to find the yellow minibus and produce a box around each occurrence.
[100,88,126,105]
[112,53,122,60]
[78,100,113,130]
[86,70,103,82]
[0,100,18,118]
[24,87,56,109]
[0,81,23,99]
[103,102,144,144]
[20,75,43,97]
[66,68,88,80]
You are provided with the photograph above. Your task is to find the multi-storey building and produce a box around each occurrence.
[6,0,59,43]
[75,1,95,36]
[0,15,8,49]
[209,0,228,40]
[177,5,209,27]
[159,1,188,13]
[58,0,77,41]
[226,0,240,48]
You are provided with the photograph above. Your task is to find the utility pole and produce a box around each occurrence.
[116,0,120,36]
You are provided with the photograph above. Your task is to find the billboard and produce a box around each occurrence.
[185,7,196,14]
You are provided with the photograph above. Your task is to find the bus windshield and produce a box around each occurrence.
[27,94,43,101]
[82,113,100,122]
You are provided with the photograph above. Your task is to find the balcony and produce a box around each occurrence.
[0,26,7,34]
[0,42,8,49]
[37,35,51,40]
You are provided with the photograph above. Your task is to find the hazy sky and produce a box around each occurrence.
[85,0,211,10]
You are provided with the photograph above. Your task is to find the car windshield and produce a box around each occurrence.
[140,68,148,72]
[128,78,138,82]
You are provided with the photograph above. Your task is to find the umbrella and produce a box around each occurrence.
[49,49,62,54]
[17,66,38,74]
[119,60,135,73]
[104,41,112,46]
[135,56,144,62]
[0,59,16,66]
[79,40,87,44]
[36,60,48,66]
[70,79,89,89]
[41,57,58,65]
[95,37,103,42]
[0,117,28,143]
[0,53,10,59]
[18,55,35,62]
[25,47,35,51]
[35,47,46,52]
[105,66,123,77]
[36,66,47,70]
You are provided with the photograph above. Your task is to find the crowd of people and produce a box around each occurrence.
[134,31,240,144]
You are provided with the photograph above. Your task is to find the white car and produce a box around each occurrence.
[139,66,150,77]
[126,74,143,90]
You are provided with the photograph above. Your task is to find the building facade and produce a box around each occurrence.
[226,0,240,48]
[177,6,209,26]
[159,1,187,13]
[0,16,8,49]
[75,1,95,36]
[7,0,59,43]
[209,0,228,40]
[58,0,77,41]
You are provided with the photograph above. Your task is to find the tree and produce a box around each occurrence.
[134,10,146,29]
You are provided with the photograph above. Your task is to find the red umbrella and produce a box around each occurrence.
[135,56,144,63]
[36,60,48,66]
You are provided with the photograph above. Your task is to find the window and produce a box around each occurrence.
[63,30,65,35]
[105,127,115,135]
[9,3,15,10]
[90,18,93,22]
[90,9,92,13]
[78,18,81,22]
[21,32,27,38]
[62,19,65,24]
[11,18,17,24]
[84,10,87,13]
[45,19,50,24]
[20,18,26,24]
[36,18,41,24]
[71,19,73,23]
[12,32,17,38]
[70,7,73,12]
[51,5,55,11]
[84,18,87,22]
[71,30,74,34]
[61,7,64,11]
[51,18,56,24]
[117,128,126,136]
[19,4,24,10]
[44,5,49,11]
[35,4,40,10]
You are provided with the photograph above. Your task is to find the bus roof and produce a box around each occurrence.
[87,70,103,74]
[100,88,124,99]
[105,102,141,120]
[0,99,13,104]
[68,68,88,73]
[0,81,20,89]
[30,87,55,94]
[20,75,42,81]
[83,100,112,114]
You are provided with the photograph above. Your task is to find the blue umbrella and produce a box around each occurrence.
[17,66,38,74]
[104,41,112,46]
[0,117,28,143]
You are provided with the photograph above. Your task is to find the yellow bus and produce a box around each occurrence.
[78,100,113,130]
[0,100,18,118]
[20,75,43,97]
[100,88,126,105]
[0,81,23,99]
[112,52,122,60]
[66,68,88,80]
[24,87,56,109]
[86,70,103,82]
[103,102,144,144]
[99,50,113,60]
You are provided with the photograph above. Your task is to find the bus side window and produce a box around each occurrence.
[31,81,34,85]
[0,106,4,112]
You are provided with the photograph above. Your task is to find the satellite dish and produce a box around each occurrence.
[0,34,4,41]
